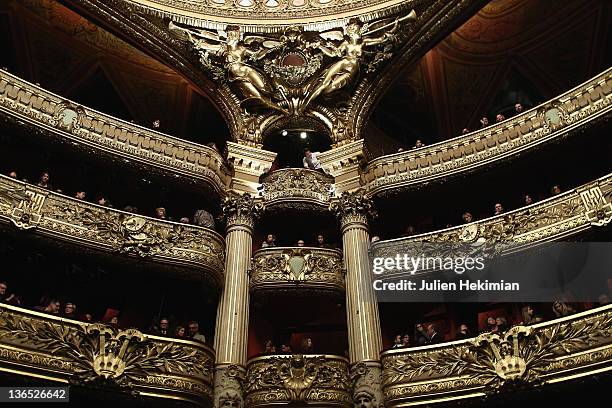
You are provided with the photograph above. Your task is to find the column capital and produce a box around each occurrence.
[330,191,377,230]
[222,192,262,231]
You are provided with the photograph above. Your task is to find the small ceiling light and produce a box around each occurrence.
[281,130,288,136]
[300,131,307,139]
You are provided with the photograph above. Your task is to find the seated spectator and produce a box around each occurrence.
[391,334,403,349]
[316,234,331,248]
[495,317,509,332]
[524,194,534,206]
[486,316,497,333]
[521,305,544,325]
[462,212,473,223]
[8,171,17,178]
[179,216,191,224]
[188,320,206,343]
[123,205,139,214]
[262,234,276,248]
[402,334,410,347]
[413,139,425,149]
[598,294,610,305]
[426,324,442,344]
[152,119,161,129]
[83,312,94,323]
[552,301,575,318]
[193,209,215,228]
[75,191,87,201]
[37,171,52,189]
[109,316,120,328]
[155,207,167,220]
[550,185,562,195]
[479,116,489,128]
[296,239,305,247]
[414,323,429,346]
[0,281,21,305]
[175,326,186,339]
[280,344,292,354]
[462,128,470,135]
[494,203,504,215]
[301,337,314,353]
[455,323,470,340]
[97,196,112,207]
[514,102,524,115]
[495,113,505,122]
[63,302,77,319]
[264,340,276,354]
[397,147,404,153]
[34,299,61,315]
[303,149,323,172]
[151,317,171,336]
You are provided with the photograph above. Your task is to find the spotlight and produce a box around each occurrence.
[281,130,288,136]
[300,131,307,139]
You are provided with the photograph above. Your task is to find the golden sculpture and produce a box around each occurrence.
[169,22,288,114]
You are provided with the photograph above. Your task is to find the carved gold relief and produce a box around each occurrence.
[250,247,344,295]
[0,304,214,403]
[260,168,334,208]
[245,354,351,406]
[381,306,612,406]
[0,175,225,284]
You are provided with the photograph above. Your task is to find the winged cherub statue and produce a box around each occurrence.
[169,22,287,114]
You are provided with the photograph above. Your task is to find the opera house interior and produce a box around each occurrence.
[0,0,611,406]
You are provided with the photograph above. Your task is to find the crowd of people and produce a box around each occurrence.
[0,280,208,343]
[260,233,335,249]
[261,337,314,355]
[4,170,216,228]
[388,300,609,349]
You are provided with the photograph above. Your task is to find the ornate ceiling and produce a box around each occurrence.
[0,0,229,145]
[370,0,612,153]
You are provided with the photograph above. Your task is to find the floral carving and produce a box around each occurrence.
[261,168,334,205]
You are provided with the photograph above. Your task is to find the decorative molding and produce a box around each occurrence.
[330,191,377,230]
[361,68,612,196]
[260,169,335,210]
[0,303,214,405]
[222,192,263,230]
[245,354,351,407]
[372,173,612,264]
[0,175,226,287]
[0,69,232,196]
[381,305,612,407]
[250,246,344,296]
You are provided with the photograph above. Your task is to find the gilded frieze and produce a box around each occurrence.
[260,168,334,209]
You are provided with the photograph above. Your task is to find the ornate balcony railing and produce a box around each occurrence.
[0,175,225,287]
[381,305,612,407]
[260,168,335,210]
[0,303,215,405]
[245,354,351,407]
[0,70,231,195]
[372,173,612,263]
[250,247,345,296]
[361,68,612,197]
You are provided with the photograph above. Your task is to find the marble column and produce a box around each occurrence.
[214,193,260,408]
[332,191,384,408]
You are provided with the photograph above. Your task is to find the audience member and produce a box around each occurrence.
[552,301,575,318]
[297,240,305,247]
[486,316,497,332]
[75,191,87,200]
[37,171,52,189]
[34,299,61,315]
[521,305,543,325]
[97,196,112,207]
[155,207,167,220]
[514,103,524,115]
[109,315,120,328]
[0,281,20,305]
[301,337,314,353]
[303,149,323,172]
[495,113,505,122]
[175,326,186,339]
[598,294,610,305]
[551,185,562,195]
[9,171,17,178]
[414,139,425,149]
[152,119,161,129]
[462,128,470,135]
[455,323,470,340]
[316,234,330,248]
[401,334,410,347]
[494,203,504,215]
[462,212,473,223]
[262,234,276,248]
[391,335,403,349]
[63,302,77,319]
[152,317,171,336]
[264,340,276,354]
[397,147,404,153]
[524,194,533,206]
[179,216,190,224]
[402,225,416,237]
[83,313,94,323]
[426,324,442,344]
[479,116,489,128]
[415,323,429,346]
[193,209,215,228]
[495,317,509,332]
[280,344,292,354]
[188,320,206,343]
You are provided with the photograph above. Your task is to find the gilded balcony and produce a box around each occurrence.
[0,175,225,288]
[0,70,231,195]
[260,168,334,211]
[381,305,612,407]
[250,247,345,297]
[0,303,214,405]
[362,68,612,196]
[245,354,351,407]
[372,173,612,266]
